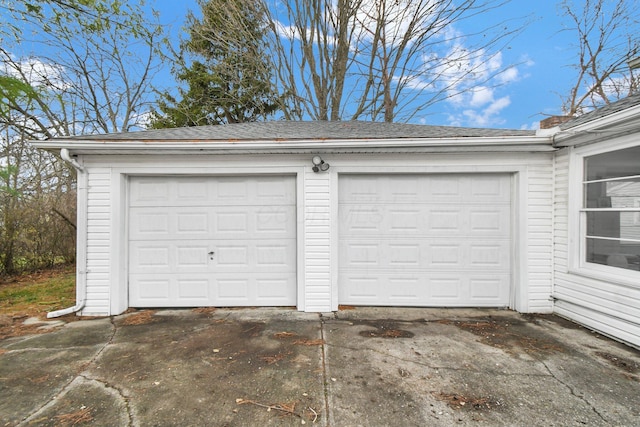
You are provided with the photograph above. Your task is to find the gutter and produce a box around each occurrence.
[47,148,87,318]
[32,134,551,152]
[552,103,640,147]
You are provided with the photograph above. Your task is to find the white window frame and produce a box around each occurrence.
[568,135,640,286]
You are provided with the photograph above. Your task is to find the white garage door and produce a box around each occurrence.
[339,174,511,307]
[128,175,297,307]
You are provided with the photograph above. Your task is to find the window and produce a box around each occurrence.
[582,145,640,271]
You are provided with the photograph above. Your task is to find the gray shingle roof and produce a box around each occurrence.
[59,121,535,141]
[560,92,640,130]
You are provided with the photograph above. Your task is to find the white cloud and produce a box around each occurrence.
[469,86,494,107]
[461,95,511,127]
[497,66,519,84]
[273,20,300,41]
[2,55,69,90]
[354,0,441,47]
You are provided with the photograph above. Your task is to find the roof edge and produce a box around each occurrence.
[33,135,552,153]
[553,98,640,147]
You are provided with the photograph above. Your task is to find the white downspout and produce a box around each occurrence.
[48,148,87,318]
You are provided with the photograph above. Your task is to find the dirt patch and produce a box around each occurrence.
[437,317,566,356]
[526,314,584,330]
[0,312,81,340]
[54,407,93,426]
[432,392,501,411]
[353,320,415,339]
[259,351,292,365]
[596,351,640,374]
[236,399,319,423]
[274,331,297,339]
[273,331,324,346]
[120,310,157,326]
[359,329,414,338]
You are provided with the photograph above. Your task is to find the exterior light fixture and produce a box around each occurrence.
[312,155,330,172]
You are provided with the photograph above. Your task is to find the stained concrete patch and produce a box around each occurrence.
[90,310,325,426]
[0,348,100,426]
[21,376,130,427]
[325,308,640,426]
[2,318,114,350]
[1,307,640,426]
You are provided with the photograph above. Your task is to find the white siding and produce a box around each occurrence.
[303,168,332,312]
[553,148,640,348]
[82,167,112,316]
[527,163,554,312]
[77,151,554,315]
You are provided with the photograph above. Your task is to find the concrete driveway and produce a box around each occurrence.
[1,307,639,426]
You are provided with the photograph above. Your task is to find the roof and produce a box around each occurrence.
[552,92,640,147]
[560,92,640,130]
[54,120,536,142]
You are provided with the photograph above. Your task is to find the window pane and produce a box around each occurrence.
[585,145,640,180]
[586,211,621,239]
[585,178,640,208]
[586,237,640,271]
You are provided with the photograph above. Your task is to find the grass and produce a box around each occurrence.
[0,265,76,318]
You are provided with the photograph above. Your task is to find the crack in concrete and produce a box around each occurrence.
[79,374,137,427]
[17,317,120,427]
[319,316,331,427]
[539,359,609,423]
[77,317,138,426]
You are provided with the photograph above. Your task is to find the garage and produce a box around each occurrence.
[338,174,512,306]
[128,175,297,307]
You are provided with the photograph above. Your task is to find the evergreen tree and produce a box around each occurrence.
[151,0,281,128]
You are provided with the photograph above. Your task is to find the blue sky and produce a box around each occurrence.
[152,0,582,130]
[6,0,631,131]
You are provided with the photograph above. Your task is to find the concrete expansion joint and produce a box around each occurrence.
[319,317,331,427]
[17,376,83,426]
[539,359,608,423]
[17,319,122,427]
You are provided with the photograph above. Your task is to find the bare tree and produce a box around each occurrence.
[559,0,640,116]
[0,0,167,274]
[1,1,166,137]
[265,0,525,122]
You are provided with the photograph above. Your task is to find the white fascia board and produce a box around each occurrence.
[552,104,640,147]
[32,135,553,154]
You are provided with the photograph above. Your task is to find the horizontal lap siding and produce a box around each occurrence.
[553,149,640,348]
[82,168,111,315]
[527,163,554,312]
[76,152,555,316]
[304,171,331,311]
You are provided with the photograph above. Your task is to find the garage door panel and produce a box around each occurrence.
[340,204,509,237]
[339,174,511,307]
[131,240,295,273]
[340,239,509,271]
[215,274,296,306]
[130,274,213,306]
[340,174,510,202]
[130,206,295,240]
[130,272,297,307]
[130,176,296,207]
[129,175,296,308]
[340,272,509,307]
